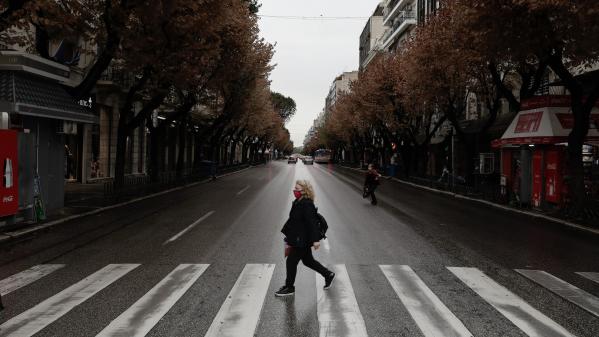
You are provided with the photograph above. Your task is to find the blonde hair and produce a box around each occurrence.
[296,179,315,201]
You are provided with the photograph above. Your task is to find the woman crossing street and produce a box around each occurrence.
[275,180,335,297]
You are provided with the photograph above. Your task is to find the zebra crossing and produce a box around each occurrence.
[0,263,597,337]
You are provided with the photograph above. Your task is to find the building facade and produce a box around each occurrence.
[325,71,359,115]
[379,0,440,52]
[380,0,417,52]
[359,4,385,70]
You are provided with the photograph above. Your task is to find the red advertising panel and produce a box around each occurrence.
[515,111,543,133]
[532,149,543,208]
[545,149,563,204]
[0,130,19,217]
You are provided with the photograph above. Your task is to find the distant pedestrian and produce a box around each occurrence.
[363,164,381,205]
[276,180,335,297]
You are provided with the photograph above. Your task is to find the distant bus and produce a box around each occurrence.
[314,149,331,164]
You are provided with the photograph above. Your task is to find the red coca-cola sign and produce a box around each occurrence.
[0,130,18,217]
[515,111,543,133]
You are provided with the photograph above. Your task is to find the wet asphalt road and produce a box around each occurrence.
[0,161,598,337]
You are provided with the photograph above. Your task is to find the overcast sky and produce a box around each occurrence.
[257,0,381,147]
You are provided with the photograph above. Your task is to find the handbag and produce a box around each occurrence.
[284,243,292,257]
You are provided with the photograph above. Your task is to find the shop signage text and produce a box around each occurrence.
[515,111,543,133]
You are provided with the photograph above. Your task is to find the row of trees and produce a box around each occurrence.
[1,0,295,187]
[306,0,599,209]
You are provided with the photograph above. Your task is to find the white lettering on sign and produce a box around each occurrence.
[3,195,14,203]
[78,97,93,108]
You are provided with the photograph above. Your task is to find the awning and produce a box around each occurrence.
[492,96,599,147]
[0,71,97,124]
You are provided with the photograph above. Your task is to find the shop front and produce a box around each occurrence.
[0,51,97,223]
[493,96,599,208]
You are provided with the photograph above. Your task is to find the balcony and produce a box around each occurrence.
[0,50,70,82]
[98,66,134,89]
[381,11,416,50]
[383,0,412,26]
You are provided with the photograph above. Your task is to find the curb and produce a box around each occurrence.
[335,165,599,236]
[0,165,256,245]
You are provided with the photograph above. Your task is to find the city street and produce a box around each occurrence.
[0,161,598,337]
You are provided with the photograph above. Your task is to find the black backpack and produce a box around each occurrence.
[316,211,328,239]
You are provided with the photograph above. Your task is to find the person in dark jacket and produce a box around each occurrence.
[276,179,335,297]
[363,164,382,205]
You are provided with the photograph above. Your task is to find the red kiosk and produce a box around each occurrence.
[493,96,599,208]
[0,129,19,218]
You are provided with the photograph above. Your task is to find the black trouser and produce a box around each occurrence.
[366,184,378,204]
[285,246,330,287]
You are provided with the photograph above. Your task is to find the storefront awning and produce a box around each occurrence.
[492,96,599,147]
[0,71,97,124]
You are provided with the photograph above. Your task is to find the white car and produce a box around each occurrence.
[303,156,314,165]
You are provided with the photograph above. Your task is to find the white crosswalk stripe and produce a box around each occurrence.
[316,264,368,337]
[516,269,599,318]
[0,264,65,296]
[1,263,597,337]
[204,264,275,337]
[0,264,139,337]
[380,265,472,337]
[577,272,599,285]
[448,267,575,337]
[96,264,209,337]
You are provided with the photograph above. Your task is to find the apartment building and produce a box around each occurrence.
[325,71,359,115]
[380,0,417,52]
[379,0,440,52]
[359,4,385,70]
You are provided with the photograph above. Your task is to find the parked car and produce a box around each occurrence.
[303,156,314,165]
[288,157,297,164]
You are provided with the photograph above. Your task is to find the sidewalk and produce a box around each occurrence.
[334,164,599,236]
[0,165,254,246]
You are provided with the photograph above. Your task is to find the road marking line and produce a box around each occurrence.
[0,264,139,337]
[204,264,275,337]
[516,269,599,318]
[96,264,209,337]
[236,185,250,196]
[163,211,215,245]
[380,265,472,337]
[448,267,575,337]
[577,272,599,285]
[0,264,65,296]
[316,264,368,337]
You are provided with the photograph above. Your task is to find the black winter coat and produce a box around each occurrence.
[365,170,380,186]
[281,198,321,248]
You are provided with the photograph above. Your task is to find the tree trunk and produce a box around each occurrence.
[549,54,599,214]
[176,119,187,178]
[113,117,128,189]
[148,125,160,182]
[229,141,237,165]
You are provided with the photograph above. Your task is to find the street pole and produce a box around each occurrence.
[451,127,455,189]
